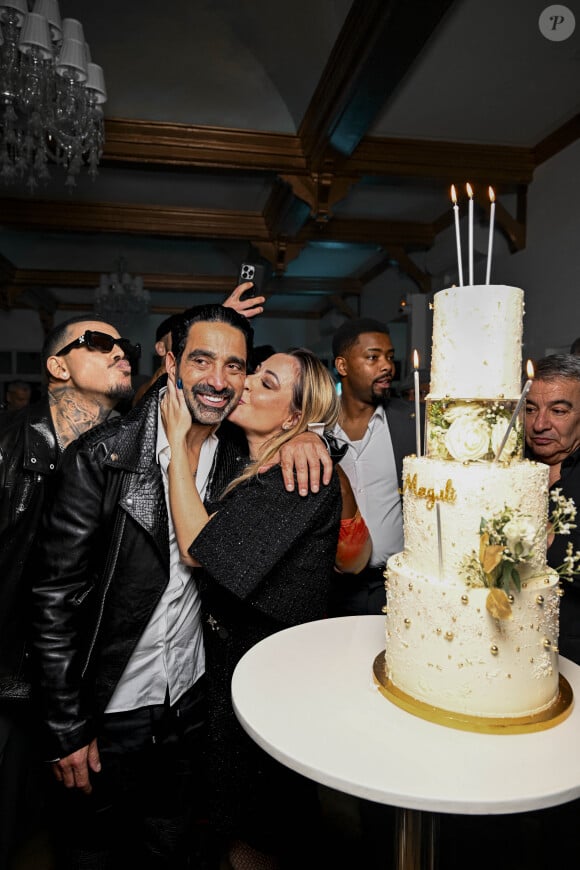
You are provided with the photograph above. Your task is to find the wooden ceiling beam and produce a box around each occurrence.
[388,245,431,294]
[299,0,458,165]
[347,138,536,184]
[5,268,361,298]
[534,114,580,167]
[23,298,323,320]
[7,270,240,292]
[0,199,269,240]
[103,119,306,173]
[299,217,434,247]
[100,118,538,190]
[0,198,434,248]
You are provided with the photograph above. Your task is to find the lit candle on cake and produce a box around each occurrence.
[494,360,534,462]
[485,186,495,285]
[466,182,474,285]
[450,185,464,287]
[413,349,421,456]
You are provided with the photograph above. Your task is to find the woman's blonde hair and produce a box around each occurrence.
[223,348,340,493]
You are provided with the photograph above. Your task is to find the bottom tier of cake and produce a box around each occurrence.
[384,556,562,720]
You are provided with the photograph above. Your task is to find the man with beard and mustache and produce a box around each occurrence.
[0,315,137,867]
[30,304,332,870]
[328,317,418,616]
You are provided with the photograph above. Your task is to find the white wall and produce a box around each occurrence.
[492,138,580,362]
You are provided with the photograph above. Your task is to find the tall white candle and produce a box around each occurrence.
[466,182,474,285]
[485,186,496,285]
[450,185,464,286]
[413,350,421,456]
[494,360,535,462]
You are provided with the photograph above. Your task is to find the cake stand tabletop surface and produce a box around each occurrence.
[231,615,580,815]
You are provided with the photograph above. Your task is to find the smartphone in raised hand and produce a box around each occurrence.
[238,262,267,300]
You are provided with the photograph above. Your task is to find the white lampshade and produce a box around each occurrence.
[18,12,53,58]
[85,62,107,103]
[56,37,88,80]
[32,0,62,42]
[61,17,84,42]
[0,0,28,25]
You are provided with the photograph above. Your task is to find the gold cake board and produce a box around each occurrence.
[373,651,574,734]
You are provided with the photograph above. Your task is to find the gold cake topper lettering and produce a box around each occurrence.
[400,473,456,510]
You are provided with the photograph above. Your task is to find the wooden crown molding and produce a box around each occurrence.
[103,119,307,173]
[0,198,270,240]
[101,117,540,187]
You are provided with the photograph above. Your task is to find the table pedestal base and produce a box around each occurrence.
[395,808,438,870]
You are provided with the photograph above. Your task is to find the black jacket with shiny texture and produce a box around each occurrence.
[0,396,59,701]
[31,377,244,760]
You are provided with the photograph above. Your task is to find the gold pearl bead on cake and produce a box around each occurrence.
[536,595,544,605]
[490,645,499,656]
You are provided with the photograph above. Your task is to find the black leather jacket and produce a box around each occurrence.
[31,377,244,760]
[0,396,59,701]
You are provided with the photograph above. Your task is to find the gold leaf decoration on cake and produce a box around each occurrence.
[479,533,504,575]
[486,588,513,621]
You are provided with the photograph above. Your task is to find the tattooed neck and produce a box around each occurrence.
[49,385,113,450]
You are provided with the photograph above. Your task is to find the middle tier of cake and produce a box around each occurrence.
[399,455,552,582]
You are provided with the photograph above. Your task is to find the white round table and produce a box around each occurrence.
[232,615,580,869]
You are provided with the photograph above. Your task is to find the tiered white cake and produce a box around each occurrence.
[382,285,565,726]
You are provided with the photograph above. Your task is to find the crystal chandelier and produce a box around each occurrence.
[94,259,151,322]
[0,0,106,189]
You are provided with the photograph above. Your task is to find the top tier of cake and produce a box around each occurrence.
[429,285,523,401]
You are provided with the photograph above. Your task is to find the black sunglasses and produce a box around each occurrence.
[55,330,141,361]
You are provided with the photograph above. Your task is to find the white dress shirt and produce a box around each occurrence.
[106,392,215,712]
[333,404,403,568]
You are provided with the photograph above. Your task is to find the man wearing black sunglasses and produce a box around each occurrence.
[29,303,332,869]
[0,314,136,868]
[54,328,141,363]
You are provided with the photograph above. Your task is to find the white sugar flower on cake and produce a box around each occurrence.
[426,399,521,463]
[445,414,489,461]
